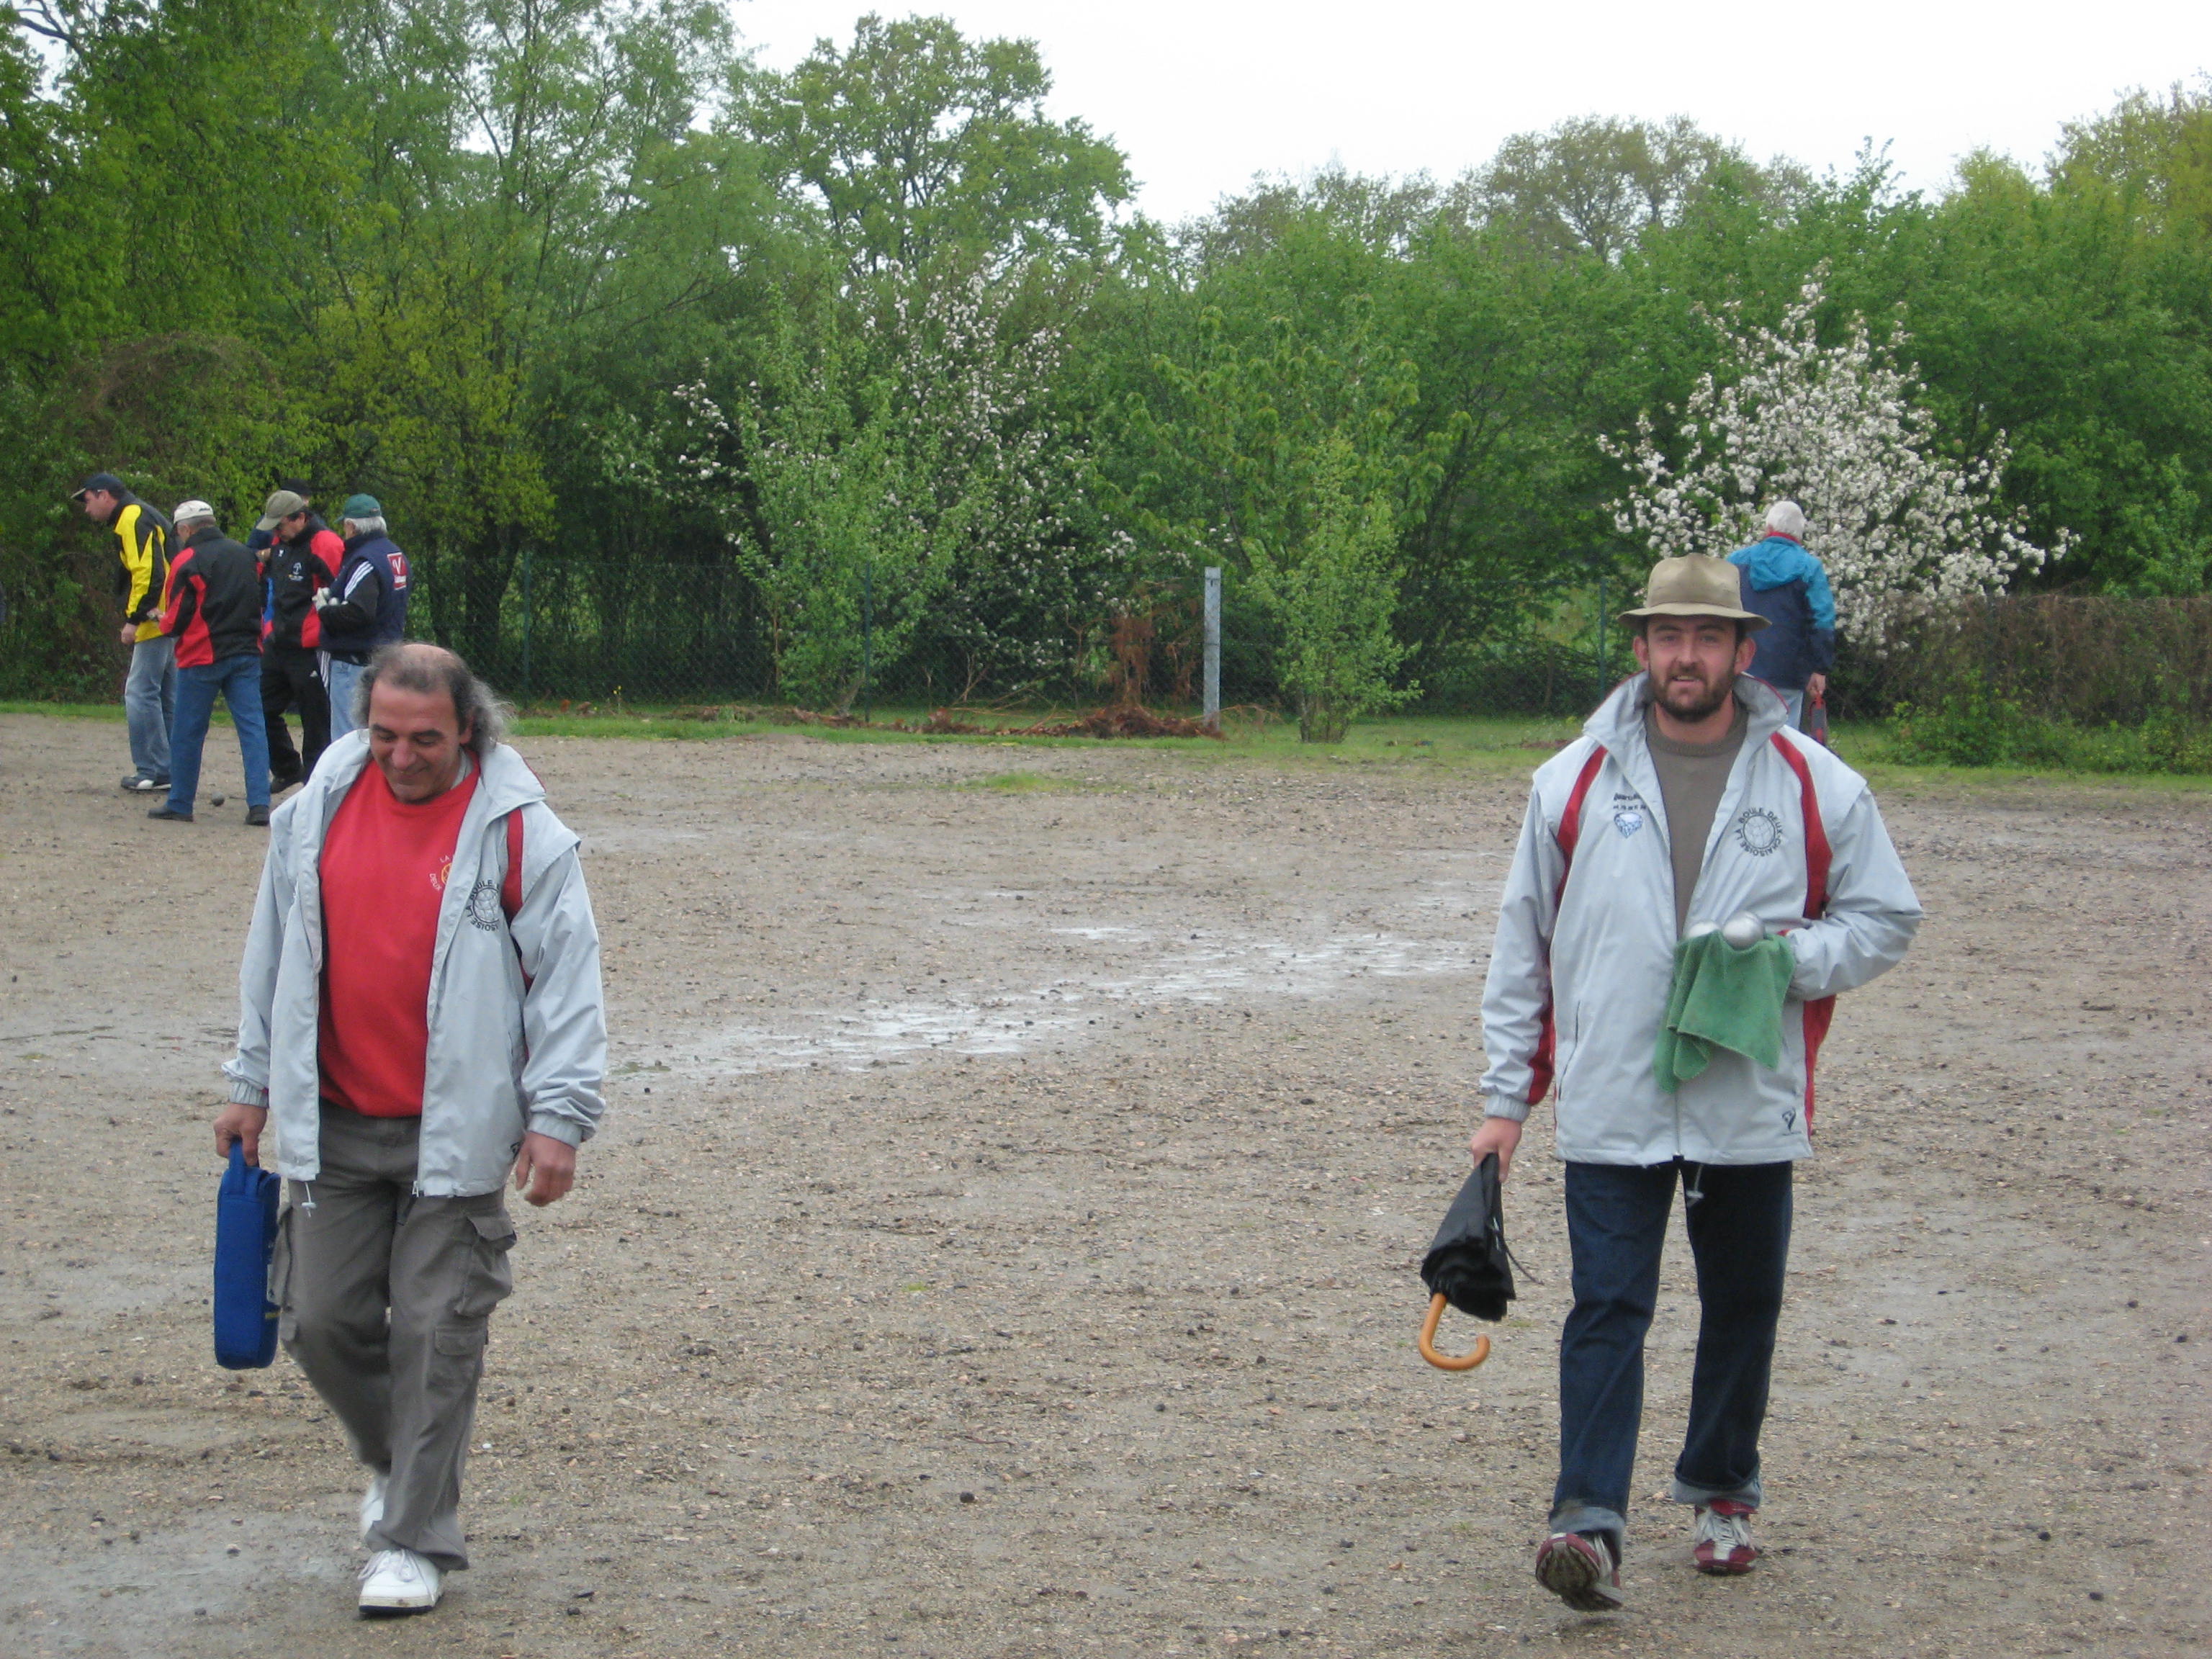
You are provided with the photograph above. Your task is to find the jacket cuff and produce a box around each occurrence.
[1480,1092,1532,1124]
[228,1079,269,1108]
[525,1111,587,1148]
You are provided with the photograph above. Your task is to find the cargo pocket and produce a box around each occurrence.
[270,1205,298,1345]
[450,1208,517,1323]
[433,1324,488,1359]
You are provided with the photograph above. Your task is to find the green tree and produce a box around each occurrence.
[729,12,1132,276]
[1458,114,1804,262]
[1246,433,1416,741]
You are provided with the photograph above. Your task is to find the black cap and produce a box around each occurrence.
[71,472,125,500]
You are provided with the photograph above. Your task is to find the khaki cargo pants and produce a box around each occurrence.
[273,1102,517,1570]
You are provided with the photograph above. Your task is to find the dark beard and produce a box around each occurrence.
[1655,671,1733,723]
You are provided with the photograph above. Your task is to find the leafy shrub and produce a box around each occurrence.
[1885,685,2212,773]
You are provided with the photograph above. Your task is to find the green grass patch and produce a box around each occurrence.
[8,694,2207,787]
[956,770,1068,792]
[0,700,121,720]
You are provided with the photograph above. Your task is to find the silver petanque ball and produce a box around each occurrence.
[1721,913,1763,950]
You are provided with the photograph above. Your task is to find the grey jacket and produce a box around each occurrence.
[1478,674,1920,1165]
[223,733,608,1195]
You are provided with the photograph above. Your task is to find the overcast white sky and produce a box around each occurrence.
[731,1,2209,223]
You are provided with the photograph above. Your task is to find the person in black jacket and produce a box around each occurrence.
[254,487,342,788]
[150,502,271,826]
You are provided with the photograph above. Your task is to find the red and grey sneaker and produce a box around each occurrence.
[1534,1529,1624,1611]
[1691,1499,1759,1574]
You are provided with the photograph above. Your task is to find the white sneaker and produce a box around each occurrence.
[359,1473,388,1545]
[1692,1499,1760,1574]
[358,1547,441,1615]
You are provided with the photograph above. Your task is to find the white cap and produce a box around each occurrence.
[172,499,215,525]
[1764,500,1806,538]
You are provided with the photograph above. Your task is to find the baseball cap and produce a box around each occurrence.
[172,499,215,525]
[256,489,309,532]
[70,472,125,500]
[339,493,382,521]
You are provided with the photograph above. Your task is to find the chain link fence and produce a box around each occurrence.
[402,554,1635,719]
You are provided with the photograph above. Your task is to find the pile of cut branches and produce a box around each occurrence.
[907,706,1223,739]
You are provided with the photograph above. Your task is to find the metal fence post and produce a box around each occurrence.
[1202,566,1221,730]
[860,567,873,724]
[1595,565,1608,706]
[519,547,533,702]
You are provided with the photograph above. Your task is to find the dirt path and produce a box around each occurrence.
[1,714,2206,1658]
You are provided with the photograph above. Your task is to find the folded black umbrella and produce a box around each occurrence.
[1417,1152,1515,1371]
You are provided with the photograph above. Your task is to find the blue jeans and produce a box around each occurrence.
[125,636,176,779]
[325,655,367,742]
[166,654,271,814]
[1550,1159,1793,1552]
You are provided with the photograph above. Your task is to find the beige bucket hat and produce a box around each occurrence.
[1617,554,1768,630]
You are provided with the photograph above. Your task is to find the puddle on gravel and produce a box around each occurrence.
[647,927,1477,1076]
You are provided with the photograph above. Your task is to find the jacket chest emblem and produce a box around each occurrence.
[1609,791,1647,839]
[465,879,505,932]
[1734,806,1784,857]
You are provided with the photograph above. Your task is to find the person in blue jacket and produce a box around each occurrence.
[315,495,413,741]
[1728,501,1834,729]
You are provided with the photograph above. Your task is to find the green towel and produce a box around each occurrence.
[1655,932,1797,1091]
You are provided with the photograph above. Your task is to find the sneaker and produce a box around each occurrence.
[145,805,194,822]
[1692,1500,1759,1574]
[358,1547,441,1616]
[246,804,271,827]
[1535,1529,1624,1611]
[359,1473,387,1545]
[121,774,168,793]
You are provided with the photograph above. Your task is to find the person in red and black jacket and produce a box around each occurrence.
[150,502,273,827]
[254,487,343,790]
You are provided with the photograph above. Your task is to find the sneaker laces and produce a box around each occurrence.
[359,1548,421,1585]
[1696,1507,1752,1550]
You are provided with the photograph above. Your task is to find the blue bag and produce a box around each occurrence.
[213,1141,282,1370]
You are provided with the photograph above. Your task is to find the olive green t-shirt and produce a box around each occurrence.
[1644,700,1748,935]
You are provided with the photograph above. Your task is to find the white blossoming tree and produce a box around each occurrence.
[1601,272,2069,644]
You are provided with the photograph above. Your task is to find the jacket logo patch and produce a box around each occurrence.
[464,879,505,932]
[1611,808,1644,838]
[1734,806,1784,857]
[1781,1107,1799,1133]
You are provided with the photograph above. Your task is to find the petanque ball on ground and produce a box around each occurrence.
[210,794,226,807]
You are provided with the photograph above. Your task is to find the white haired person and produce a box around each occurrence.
[213,642,606,1617]
[1473,555,1919,1611]
[315,494,412,742]
[1727,500,1836,730]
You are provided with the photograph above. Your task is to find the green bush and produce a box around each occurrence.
[1884,685,2212,774]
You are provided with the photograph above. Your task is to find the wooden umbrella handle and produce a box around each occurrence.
[1419,1290,1491,1372]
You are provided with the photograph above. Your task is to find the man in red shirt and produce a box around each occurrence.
[214,642,606,1617]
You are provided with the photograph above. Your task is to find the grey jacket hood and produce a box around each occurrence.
[1478,673,1920,1165]
[224,732,608,1195]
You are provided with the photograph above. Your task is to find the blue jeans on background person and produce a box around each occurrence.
[125,635,176,781]
[325,655,367,742]
[1779,687,1806,730]
[1548,1159,1794,1553]
[166,654,271,817]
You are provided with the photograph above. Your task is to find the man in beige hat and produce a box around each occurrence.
[1469,555,1921,1611]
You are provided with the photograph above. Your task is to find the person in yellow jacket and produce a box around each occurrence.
[74,472,176,791]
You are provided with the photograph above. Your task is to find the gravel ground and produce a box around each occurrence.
[0,712,2206,1659]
